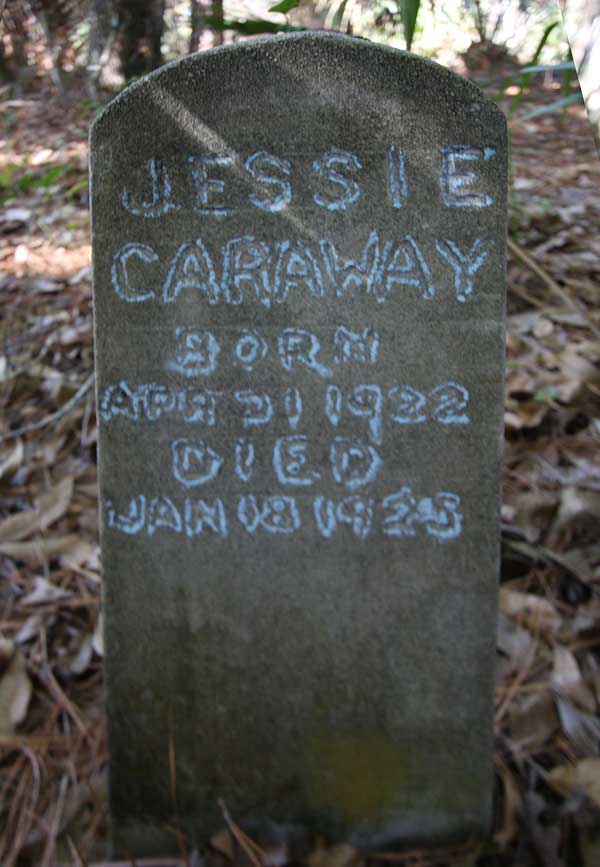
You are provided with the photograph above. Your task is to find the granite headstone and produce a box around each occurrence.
[90,32,507,856]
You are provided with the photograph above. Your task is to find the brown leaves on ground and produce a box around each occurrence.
[1,75,600,866]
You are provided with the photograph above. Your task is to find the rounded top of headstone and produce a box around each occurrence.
[90,31,505,146]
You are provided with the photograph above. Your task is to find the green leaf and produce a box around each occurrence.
[530,20,560,66]
[269,0,299,13]
[533,386,560,402]
[0,165,17,189]
[518,61,575,75]
[67,178,89,196]
[399,0,421,52]
[31,165,64,188]
[500,21,562,116]
[520,93,582,120]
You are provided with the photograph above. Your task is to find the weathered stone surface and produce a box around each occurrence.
[90,32,507,856]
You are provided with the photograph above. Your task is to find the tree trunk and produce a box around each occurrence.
[117,0,165,80]
[31,3,67,91]
[190,0,203,52]
[2,1,30,89]
[88,0,116,92]
[189,0,224,54]
[212,0,224,46]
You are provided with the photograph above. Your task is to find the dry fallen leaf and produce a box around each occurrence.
[66,634,94,676]
[497,612,535,666]
[555,697,600,756]
[511,491,559,544]
[92,613,104,657]
[15,614,43,645]
[210,827,235,860]
[0,476,74,543]
[550,758,600,808]
[552,646,597,713]
[58,537,97,569]
[500,588,562,637]
[509,690,559,749]
[0,643,33,736]
[495,759,522,848]
[0,439,24,479]
[21,576,71,605]
[0,533,81,563]
[556,486,600,538]
[307,842,363,867]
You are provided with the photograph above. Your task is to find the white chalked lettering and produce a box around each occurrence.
[430,382,470,424]
[119,146,498,217]
[238,495,300,534]
[162,240,220,304]
[112,242,158,302]
[104,492,464,541]
[313,496,337,538]
[435,238,491,302]
[184,497,228,536]
[320,230,381,297]
[388,144,408,209]
[110,232,490,305]
[382,488,463,540]
[347,384,383,445]
[330,437,383,490]
[234,390,273,427]
[121,158,178,218]
[188,154,235,216]
[314,495,375,540]
[167,328,219,377]
[388,386,427,424]
[245,150,292,212]
[147,496,182,536]
[278,328,332,379]
[283,387,303,429]
[337,495,374,541]
[325,385,342,427]
[181,388,220,425]
[100,381,140,422]
[313,148,362,211]
[99,378,471,429]
[416,492,463,540]
[140,383,177,420]
[440,145,495,208]
[333,327,379,365]
[380,235,435,301]
[274,241,325,302]
[234,439,255,482]
[172,438,223,487]
[107,495,146,535]
[273,435,320,486]
[234,328,268,371]
[381,487,419,536]
[222,236,272,306]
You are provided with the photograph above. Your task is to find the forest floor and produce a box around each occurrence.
[0,67,599,867]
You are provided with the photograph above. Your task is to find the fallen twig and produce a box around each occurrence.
[0,372,95,443]
[507,237,600,338]
[218,799,266,867]
[366,837,479,864]
[40,773,69,867]
[67,860,186,867]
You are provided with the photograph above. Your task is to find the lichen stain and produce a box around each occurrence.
[301,729,417,824]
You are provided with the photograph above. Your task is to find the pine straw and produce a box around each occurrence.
[1,84,600,866]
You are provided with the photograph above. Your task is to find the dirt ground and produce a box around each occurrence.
[0,67,599,866]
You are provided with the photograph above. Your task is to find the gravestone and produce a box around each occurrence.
[90,33,507,856]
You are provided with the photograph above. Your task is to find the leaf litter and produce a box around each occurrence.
[0,73,599,867]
